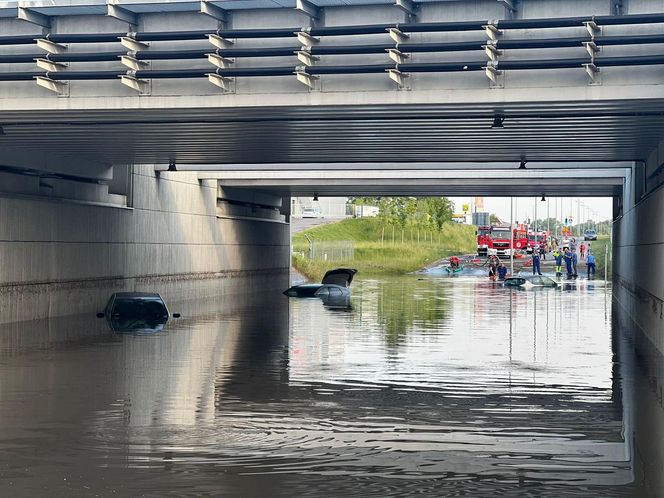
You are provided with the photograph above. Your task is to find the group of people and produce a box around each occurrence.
[487,255,509,282]
[485,243,597,281]
[550,247,596,279]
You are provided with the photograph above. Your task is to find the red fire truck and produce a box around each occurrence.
[476,226,492,256]
[527,230,548,253]
[487,224,529,257]
[487,225,513,257]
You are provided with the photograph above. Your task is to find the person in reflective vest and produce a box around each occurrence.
[553,249,563,277]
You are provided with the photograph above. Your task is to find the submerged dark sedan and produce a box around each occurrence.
[284,268,357,298]
[100,292,171,333]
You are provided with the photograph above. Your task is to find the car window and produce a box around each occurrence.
[505,278,525,286]
[530,276,543,285]
[110,298,168,331]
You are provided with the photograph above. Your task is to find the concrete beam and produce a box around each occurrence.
[166,161,635,173]
[200,0,228,23]
[203,168,626,180]
[295,0,320,20]
[17,6,50,28]
[107,1,138,26]
[394,0,417,17]
[497,0,515,11]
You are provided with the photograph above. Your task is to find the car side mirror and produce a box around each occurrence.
[96,313,105,318]
[172,313,181,318]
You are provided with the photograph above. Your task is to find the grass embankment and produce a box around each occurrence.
[588,236,612,279]
[292,217,476,281]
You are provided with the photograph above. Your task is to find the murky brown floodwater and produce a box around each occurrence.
[0,276,661,497]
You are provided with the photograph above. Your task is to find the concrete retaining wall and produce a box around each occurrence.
[0,166,290,323]
[613,181,664,356]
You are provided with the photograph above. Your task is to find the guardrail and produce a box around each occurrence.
[1,11,664,93]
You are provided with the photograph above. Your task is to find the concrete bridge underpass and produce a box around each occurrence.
[0,0,662,363]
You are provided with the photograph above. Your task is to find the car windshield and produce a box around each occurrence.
[492,230,511,239]
[109,297,168,332]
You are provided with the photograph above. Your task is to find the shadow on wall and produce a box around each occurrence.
[0,166,290,323]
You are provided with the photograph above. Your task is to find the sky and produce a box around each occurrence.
[448,197,613,224]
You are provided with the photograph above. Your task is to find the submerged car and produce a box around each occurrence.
[319,291,353,311]
[100,292,172,333]
[504,275,558,289]
[284,268,357,298]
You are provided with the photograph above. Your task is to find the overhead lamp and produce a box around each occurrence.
[519,160,527,170]
[313,193,319,201]
[491,115,505,128]
[541,194,546,202]
[167,161,177,171]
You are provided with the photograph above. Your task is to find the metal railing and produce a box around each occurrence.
[2,11,664,92]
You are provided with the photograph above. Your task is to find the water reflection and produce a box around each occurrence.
[0,276,658,496]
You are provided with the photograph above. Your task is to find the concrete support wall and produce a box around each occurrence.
[0,166,290,323]
[613,180,664,356]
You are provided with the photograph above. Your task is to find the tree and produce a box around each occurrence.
[349,196,454,230]
[490,214,502,224]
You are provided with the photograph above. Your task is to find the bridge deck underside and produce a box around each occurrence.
[0,100,663,168]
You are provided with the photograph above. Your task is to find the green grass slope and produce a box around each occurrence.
[292,218,476,281]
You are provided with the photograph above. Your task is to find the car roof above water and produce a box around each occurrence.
[110,292,164,300]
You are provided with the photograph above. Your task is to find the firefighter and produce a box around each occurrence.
[563,247,573,278]
[553,249,563,277]
[449,256,460,269]
[532,250,542,276]
[497,264,508,281]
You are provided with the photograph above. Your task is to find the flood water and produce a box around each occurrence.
[0,276,662,497]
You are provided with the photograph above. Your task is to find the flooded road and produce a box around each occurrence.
[0,276,660,497]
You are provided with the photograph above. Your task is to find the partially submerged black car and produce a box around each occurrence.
[284,268,357,298]
[99,292,173,333]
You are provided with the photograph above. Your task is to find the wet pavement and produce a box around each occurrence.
[0,276,661,497]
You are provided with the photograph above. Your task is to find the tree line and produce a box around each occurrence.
[351,197,455,231]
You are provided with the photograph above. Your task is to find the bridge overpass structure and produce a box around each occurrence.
[0,0,662,356]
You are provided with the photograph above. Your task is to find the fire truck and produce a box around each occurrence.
[487,225,513,257]
[527,230,548,253]
[487,224,529,257]
[513,226,529,252]
[476,226,492,256]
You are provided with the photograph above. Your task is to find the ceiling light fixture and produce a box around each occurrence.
[541,194,546,202]
[491,115,505,128]
[519,160,527,170]
[313,193,319,201]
